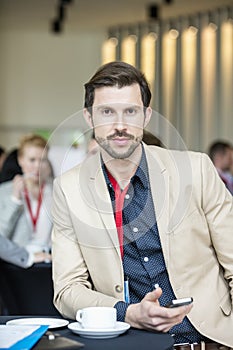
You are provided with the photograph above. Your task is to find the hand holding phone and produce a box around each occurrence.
[166,297,193,308]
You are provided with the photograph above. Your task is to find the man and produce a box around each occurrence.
[52,62,233,348]
[208,141,233,195]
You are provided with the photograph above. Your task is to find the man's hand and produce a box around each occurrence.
[125,287,193,332]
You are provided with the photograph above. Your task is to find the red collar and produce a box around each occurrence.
[107,171,129,259]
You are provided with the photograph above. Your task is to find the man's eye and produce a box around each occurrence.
[126,108,136,115]
[102,108,113,115]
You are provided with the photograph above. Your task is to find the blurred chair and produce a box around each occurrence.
[0,260,60,316]
[0,148,22,183]
[0,146,6,172]
[142,130,163,147]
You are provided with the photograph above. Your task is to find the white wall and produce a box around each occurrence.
[0,0,232,151]
[0,0,105,149]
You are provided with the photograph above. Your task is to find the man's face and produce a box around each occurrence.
[86,84,151,159]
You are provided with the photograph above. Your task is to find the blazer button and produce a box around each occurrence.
[115,285,123,293]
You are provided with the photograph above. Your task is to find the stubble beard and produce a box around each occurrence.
[95,135,143,159]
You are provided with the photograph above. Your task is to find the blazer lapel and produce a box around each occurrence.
[144,145,194,268]
[144,146,171,265]
[84,153,121,258]
[83,146,184,262]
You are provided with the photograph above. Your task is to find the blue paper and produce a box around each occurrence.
[0,325,48,350]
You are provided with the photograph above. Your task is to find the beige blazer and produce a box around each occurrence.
[52,145,233,347]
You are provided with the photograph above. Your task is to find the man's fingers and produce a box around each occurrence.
[143,287,162,302]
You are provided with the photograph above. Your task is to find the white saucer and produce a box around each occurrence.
[6,317,69,329]
[68,321,130,339]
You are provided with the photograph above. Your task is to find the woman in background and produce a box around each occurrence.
[0,134,53,254]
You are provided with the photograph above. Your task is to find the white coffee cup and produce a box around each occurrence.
[76,306,117,329]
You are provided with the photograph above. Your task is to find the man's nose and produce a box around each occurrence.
[113,113,127,129]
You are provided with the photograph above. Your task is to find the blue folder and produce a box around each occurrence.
[0,325,48,350]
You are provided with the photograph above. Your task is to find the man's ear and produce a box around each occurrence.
[83,108,93,128]
[144,107,152,128]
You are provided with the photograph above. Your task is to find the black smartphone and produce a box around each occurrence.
[166,297,193,308]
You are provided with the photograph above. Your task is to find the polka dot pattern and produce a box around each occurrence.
[103,148,210,344]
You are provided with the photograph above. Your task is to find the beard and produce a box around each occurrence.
[95,130,143,159]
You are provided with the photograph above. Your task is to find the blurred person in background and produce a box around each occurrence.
[0,134,53,254]
[229,148,233,184]
[0,234,51,268]
[0,148,22,183]
[142,130,162,147]
[0,146,6,173]
[208,140,233,195]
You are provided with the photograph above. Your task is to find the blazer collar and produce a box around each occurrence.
[82,152,120,255]
[84,144,170,258]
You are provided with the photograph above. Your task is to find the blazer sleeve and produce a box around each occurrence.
[201,153,233,303]
[52,177,119,320]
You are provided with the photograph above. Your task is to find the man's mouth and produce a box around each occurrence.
[107,131,134,141]
[111,137,130,146]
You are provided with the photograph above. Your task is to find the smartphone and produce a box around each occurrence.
[166,297,193,308]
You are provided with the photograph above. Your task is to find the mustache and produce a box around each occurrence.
[107,131,135,140]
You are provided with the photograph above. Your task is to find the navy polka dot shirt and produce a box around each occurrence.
[103,146,210,344]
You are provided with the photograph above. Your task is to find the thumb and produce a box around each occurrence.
[144,287,162,303]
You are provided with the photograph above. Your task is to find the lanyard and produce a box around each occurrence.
[107,171,130,259]
[24,184,44,232]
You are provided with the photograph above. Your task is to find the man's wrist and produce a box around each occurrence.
[114,301,129,322]
[125,303,141,329]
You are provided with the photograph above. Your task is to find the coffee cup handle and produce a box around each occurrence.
[76,310,83,323]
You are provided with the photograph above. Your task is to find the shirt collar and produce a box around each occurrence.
[133,145,149,189]
[102,144,149,190]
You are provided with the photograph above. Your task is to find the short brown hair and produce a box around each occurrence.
[18,134,48,157]
[84,61,151,109]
